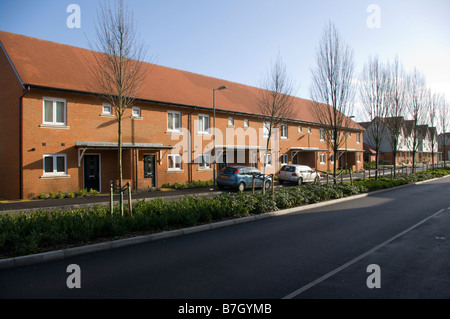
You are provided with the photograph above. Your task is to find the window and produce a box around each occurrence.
[298,125,302,133]
[320,128,325,141]
[308,127,311,134]
[281,124,288,139]
[198,154,210,169]
[43,154,67,176]
[281,153,288,165]
[263,122,270,138]
[167,111,181,132]
[43,98,66,125]
[244,119,249,128]
[102,104,112,115]
[357,154,361,163]
[228,117,234,126]
[132,106,141,118]
[168,154,182,170]
[356,132,361,144]
[265,153,272,166]
[320,154,325,164]
[198,114,210,134]
[331,154,335,163]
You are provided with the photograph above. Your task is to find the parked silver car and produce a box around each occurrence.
[276,164,320,185]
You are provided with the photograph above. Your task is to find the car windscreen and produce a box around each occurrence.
[223,167,238,175]
[281,166,296,172]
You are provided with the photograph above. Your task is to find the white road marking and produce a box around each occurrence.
[282,208,446,299]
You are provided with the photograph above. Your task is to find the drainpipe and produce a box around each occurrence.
[19,85,30,199]
[187,107,197,183]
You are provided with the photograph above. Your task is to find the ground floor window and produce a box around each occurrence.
[168,154,182,170]
[357,153,361,163]
[281,153,288,165]
[43,154,67,176]
[320,154,325,164]
[199,154,210,169]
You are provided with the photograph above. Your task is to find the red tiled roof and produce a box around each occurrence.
[0,31,363,130]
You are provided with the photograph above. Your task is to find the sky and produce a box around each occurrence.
[1,0,449,121]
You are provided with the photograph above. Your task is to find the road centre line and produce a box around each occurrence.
[282,208,446,299]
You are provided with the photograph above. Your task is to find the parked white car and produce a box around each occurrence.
[276,165,321,185]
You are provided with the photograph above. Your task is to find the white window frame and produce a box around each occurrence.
[132,106,141,118]
[331,154,335,163]
[320,154,326,164]
[244,119,249,128]
[228,117,234,126]
[168,154,182,171]
[357,132,361,144]
[102,103,113,116]
[198,153,211,169]
[320,128,325,141]
[265,153,272,166]
[43,97,66,126]
[167,111,181,133]
[308,127,311,134]
[298,125,302,133]
[198,114,210,134]
[281,153,288,165]
[43,154,67,176]
[357,153,361,163]
[281,124,288,139]
[263,122,270,138]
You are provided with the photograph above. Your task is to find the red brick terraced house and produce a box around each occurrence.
[0,31,364,200]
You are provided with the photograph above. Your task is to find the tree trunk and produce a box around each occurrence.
[118,114,124,216]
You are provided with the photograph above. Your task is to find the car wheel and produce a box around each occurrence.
[265,180,271,189]
[314,176,320,184]
[278,179,284,185]
[297,177,303,186]
[238,182,245,192]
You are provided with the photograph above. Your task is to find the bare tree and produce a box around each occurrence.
[384,57,407,176]
[438,95,449,166]
[257,55,297,194]
[405,68,427,173]
[427,91,440,168]
[359,55,389,179]
[310,21,356,183]
[89,0,148,215]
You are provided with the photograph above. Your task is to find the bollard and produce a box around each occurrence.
[252,174,255,194]
[127,182,132,216]
[110,180,114,215]
[350,170,353,185]
[271,174,274,197]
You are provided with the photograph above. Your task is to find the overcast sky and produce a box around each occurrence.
[1,0,449,121]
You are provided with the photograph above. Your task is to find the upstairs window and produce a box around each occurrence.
[43,98,66,125]
[102,104,112,116]
[168,111,181,132]
[132,106,141,118]
[263,122,270,138]
[281,124,288,139]
[357,132,361,144]
[198,114,210,134]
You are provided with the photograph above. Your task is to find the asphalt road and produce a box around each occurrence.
[1,176,449,301]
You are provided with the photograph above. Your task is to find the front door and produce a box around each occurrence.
[143,154,156,187]
[84,155,100,191]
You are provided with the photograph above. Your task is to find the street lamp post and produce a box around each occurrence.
[212,85,228,190]
[346,115,355,173]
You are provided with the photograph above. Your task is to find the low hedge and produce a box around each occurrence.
[0,183,366,258]
[1,168,448,258]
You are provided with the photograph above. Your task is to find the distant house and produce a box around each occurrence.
[438,133,450,161]
[359,117,438,165]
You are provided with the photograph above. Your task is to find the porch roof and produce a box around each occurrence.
[290,147,328,152]
[75,141,174,150]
